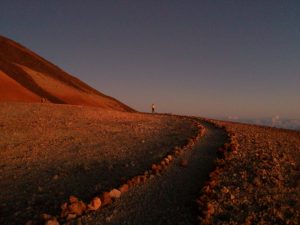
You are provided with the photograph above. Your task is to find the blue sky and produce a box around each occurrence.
[1,0,299,119]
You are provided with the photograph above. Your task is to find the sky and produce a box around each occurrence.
[1,0,300,119]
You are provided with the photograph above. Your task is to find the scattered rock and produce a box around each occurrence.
[109,189,121,199]
[59,195,86,218]
[131,176,140,185]
[199,120,300,224]
[118,184,129,193]
[230,194,235,200]
[151,164,160,175]
[69,195,78,203]
[253,177,261,187]
[207,202,215,216]
[41,213,53,221]
[126,180,134,188]
[101,192,112,206]
[144,170,150,176]
[175,150,181,156]
[203,185,211,194]
[151,164,157,170]
[221,186,229,194]
[87,197,101,211]
[66,213,77,221]
[68,200,86,216]
[60,202,68,217]
[164,158,170,165]
[44,219,60,225]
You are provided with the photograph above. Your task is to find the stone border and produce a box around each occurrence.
[39,119,206,225]
[196,119,239,225]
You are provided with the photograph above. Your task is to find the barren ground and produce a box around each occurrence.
[198,120,300,224]
[0,102,197,224]
[2,102,298,225]
[73,121,227,225]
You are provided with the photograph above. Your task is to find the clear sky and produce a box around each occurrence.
[1,0,299,119]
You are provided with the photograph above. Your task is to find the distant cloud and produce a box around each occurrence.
[223,116,300,131]
[271,115,280,126]
[227,115,240,120]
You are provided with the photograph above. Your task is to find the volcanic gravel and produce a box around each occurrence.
[0,102,197,225]
[70,121,227,225]
[198,120,300,225]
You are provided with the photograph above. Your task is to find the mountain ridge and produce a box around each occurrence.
[0,35,134,112]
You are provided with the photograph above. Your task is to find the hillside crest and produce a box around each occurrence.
[0,35,134,112]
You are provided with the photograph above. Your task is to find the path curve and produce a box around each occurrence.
[71,120,227,225]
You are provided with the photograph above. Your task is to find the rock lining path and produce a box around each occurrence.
[72,120,227,225]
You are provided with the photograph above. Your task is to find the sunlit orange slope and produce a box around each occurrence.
[0,35,134,112]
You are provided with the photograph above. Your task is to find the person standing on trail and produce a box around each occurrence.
[151,103,156,113]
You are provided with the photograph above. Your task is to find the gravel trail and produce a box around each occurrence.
[0,103,197,225]
[75,120,227,225]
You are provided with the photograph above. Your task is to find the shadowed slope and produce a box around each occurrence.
[0,35,134,111]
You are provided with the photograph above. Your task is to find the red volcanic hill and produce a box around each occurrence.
[0,35,134,112]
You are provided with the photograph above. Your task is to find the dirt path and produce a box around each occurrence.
[74,121,227,225]
[0,103,197,225]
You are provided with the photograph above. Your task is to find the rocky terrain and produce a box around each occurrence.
[69,120,227,225]
[1,103,299,225]
[198,120,300,225]
[0,102,197,225]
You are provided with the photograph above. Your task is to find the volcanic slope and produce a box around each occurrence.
[0,35,133,111]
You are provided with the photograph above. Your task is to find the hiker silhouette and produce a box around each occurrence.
[151,104,156,113]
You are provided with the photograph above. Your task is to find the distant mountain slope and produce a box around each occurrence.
[0,35,134,112]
